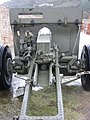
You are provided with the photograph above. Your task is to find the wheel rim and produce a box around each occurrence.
[81,45,90,91]
[2,46,12,86]
[81,46,89,70]
[81,51,87,68]
[5,57,12,83]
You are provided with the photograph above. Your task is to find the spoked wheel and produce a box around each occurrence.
[81,45,90,91]
[0,45,12,90]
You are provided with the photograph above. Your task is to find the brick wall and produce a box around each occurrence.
[0,6,13,45]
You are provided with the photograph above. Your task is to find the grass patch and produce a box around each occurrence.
[26,86,57,116]
[0,90,22,117]
[62,86,84,120]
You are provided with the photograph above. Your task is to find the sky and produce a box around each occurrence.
[0,0,10,5]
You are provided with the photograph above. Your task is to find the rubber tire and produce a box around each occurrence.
[81,74,90,91]
[81,45,90,91]
[0,46,12,90]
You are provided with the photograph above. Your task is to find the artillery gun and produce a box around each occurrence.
[0,6,89,120]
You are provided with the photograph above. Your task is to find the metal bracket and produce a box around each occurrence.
[62,76,80,85]
[76,71,90,76]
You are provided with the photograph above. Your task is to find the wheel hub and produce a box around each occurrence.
[6,58,12,76]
